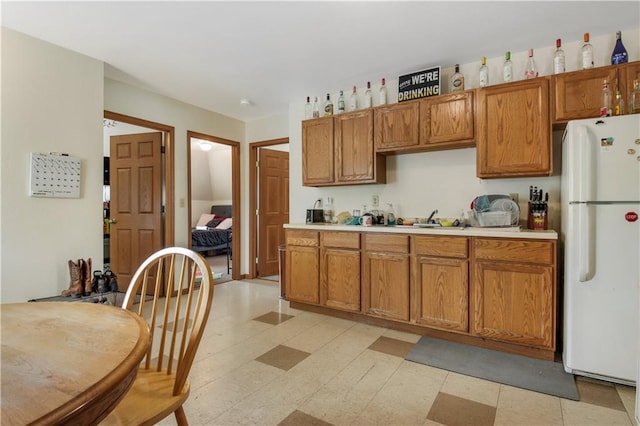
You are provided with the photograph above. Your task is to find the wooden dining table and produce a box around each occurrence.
[1,301,150,425]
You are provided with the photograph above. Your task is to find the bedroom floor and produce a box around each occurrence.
[205,254,233,284]
[157,279,636,426]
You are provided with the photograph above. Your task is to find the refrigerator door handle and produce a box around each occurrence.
[577,204,596,282]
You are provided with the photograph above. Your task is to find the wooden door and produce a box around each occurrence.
[374,101,420,152]
[420,90,475,148]
[257,148,289,277]
[477,78,551,178]
[552,66,618,122]
[335,109,382,183]
[302,117,334,186]
[110,132,163,291]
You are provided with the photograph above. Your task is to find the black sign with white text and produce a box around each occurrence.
[398,66,440,102]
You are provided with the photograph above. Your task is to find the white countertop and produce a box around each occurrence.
[284,223,557,240]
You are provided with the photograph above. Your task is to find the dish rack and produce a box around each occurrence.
[468,211,512,227]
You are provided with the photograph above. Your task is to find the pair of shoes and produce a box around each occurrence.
[61,258,92,297]
[91,269,118,294]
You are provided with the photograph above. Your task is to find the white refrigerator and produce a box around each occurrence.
[561,114,640,385]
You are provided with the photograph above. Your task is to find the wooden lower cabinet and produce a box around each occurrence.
[363,234,410,321]
[471,238,556,350]
[412,236,469,332]
[286,230,319,304]
[320,232,361,312]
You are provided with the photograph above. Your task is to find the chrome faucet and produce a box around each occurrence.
[427,209,438,223]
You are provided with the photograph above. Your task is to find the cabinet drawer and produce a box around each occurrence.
[286,230,319,247]
[365,234,409,253]
[321,231,360,249]
[413,236,468,258]
[473,238,555,265]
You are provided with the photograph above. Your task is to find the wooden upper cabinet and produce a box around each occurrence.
[302,117,334,186]
[419,90,475,149]
[374,91,475,154]
[619,62,640,105]
[553,65,618,122]
[374,101,420,152]
[477,78,552,178]
[335,109,385,184]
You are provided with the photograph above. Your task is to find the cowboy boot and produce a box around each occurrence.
[61,259,83,296]
[83,258,92,296]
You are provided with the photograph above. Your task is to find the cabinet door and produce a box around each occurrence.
[471,260,554,349]
[619,62,640,103]
[286,245,319,304]
[420,91,475,149]
[320,247,361,312]
[414,256,468,332]
[477,78,551,178]
[335,110,385,183]
[553,66,618,122]
[374,101,420,152]
[363,252,410,321]
[302,117,334,186]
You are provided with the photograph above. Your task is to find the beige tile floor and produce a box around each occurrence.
[159,279,637,426]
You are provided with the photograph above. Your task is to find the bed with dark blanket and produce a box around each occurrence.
[191,205,232,273]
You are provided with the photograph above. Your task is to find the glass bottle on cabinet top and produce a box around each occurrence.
[364,82,372,108]
[312,96,320,118]
[337,90,345,114]
[582,32,594,69]
[323,93,333,117]
[524,48,538,79]
[479,57,489,88]
[553,39,565,74]
[503,51,513,83]
[451,64,464,92]
[379,78,387,105]
[349,85,358,111]
[611,30,628,64]
[304,96,312,119]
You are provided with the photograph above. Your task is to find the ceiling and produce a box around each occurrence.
[2,1,639,122]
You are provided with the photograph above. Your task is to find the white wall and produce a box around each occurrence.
[287,29,640,232]
[190,147,233,226]
[1,28,104,302]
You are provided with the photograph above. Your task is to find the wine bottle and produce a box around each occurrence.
[349,85,358,111]
[611,30,628,65]
[630,80,640,114]
[337,90,345,114]
[479,57,489,88]
[323,93,333,116]
[524,48,538,79]
[379,78,387,105]
[364,82,372,108]
[582,32,594,69]
[553,39,565,74]
[600,80,612,117]
[451,64,464,92]
[304,96,312,119]
[312,96,320,118]
[614,90,625,116]
[503,51,513,83]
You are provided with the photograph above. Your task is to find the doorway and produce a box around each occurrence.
[249,138,290,280]
[103,111,175,290]
[186,131,241,281]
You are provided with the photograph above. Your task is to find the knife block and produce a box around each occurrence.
[527,202,548,230]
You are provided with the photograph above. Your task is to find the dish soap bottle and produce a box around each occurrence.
[386,203,396,226]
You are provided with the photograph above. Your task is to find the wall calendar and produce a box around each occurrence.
[29,152,81,198]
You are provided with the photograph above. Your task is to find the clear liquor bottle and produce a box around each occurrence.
[337,90,345,114]
[553,39,565,74]
[379,78,387,105]
[630,80,640,114]
[312,96,320,118]
[524,48,538,79]
[611,30,628,65]
[349,86,358,111]
[364,82,372,108]
[304,96,312,119]
[503,51,513,83]
[582,32,594,69]
[614,90,625,116]
[479,57,489,88]
[323,93,333,117]
[451,64,464,92]
[600,80,612,117]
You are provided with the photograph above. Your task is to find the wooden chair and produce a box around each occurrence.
[101,247,214,426]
